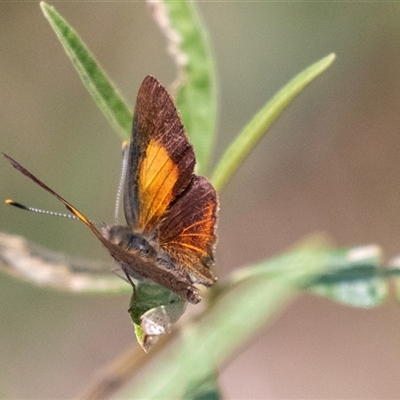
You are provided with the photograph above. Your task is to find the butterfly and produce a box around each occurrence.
[3,75,218,304]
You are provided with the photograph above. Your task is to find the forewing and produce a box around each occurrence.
[159,175,218,286]
[124,76,195,234]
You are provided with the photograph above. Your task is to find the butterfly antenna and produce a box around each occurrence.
[5,199,101,225]
[6,199,79,219]
[114,141,129,225]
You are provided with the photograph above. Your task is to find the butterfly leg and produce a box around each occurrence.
[123,269,138,305]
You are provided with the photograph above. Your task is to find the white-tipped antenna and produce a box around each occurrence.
[6,199,79,220]
[5,199,100,225]
[114,141,129,224]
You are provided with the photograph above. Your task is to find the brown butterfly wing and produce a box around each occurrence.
[124,76,195,234]
[159,175,218,286]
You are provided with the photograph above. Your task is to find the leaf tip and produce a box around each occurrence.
[327,52,336,63]
[39,1,48,11]
[40,1,52,18]
[321,53,336,69]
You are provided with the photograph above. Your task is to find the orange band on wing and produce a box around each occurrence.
[138,138,178,232]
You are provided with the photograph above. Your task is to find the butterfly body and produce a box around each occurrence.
[4,76,218,304]
[103,224,201,303]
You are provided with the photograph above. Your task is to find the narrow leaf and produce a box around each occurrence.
[149,0,217,174]
[229,244,389,308]
[40,2,132,140]
[310,245,388,307]
[184,374,222,400]
[211,53,336,191]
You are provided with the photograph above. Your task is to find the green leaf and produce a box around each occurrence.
[150,0,217,174]
[211,53,336,192]
[128,283,187,352]
[229,243,389,308]
[119,246,329,399]
[310,245,389,307]
[184,374,222,400]
[40,2,132,140]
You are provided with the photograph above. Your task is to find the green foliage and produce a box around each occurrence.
[1,1,396,398]
[211,54,335,192]
[310,245,389,307]
[41,2,132,140]
[184,375,222,400]
[121,243,330,399]
[160,1,217,174]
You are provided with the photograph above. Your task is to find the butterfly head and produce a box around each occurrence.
[102,225,157,261]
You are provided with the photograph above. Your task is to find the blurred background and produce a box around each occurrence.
[1,2,400,398]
